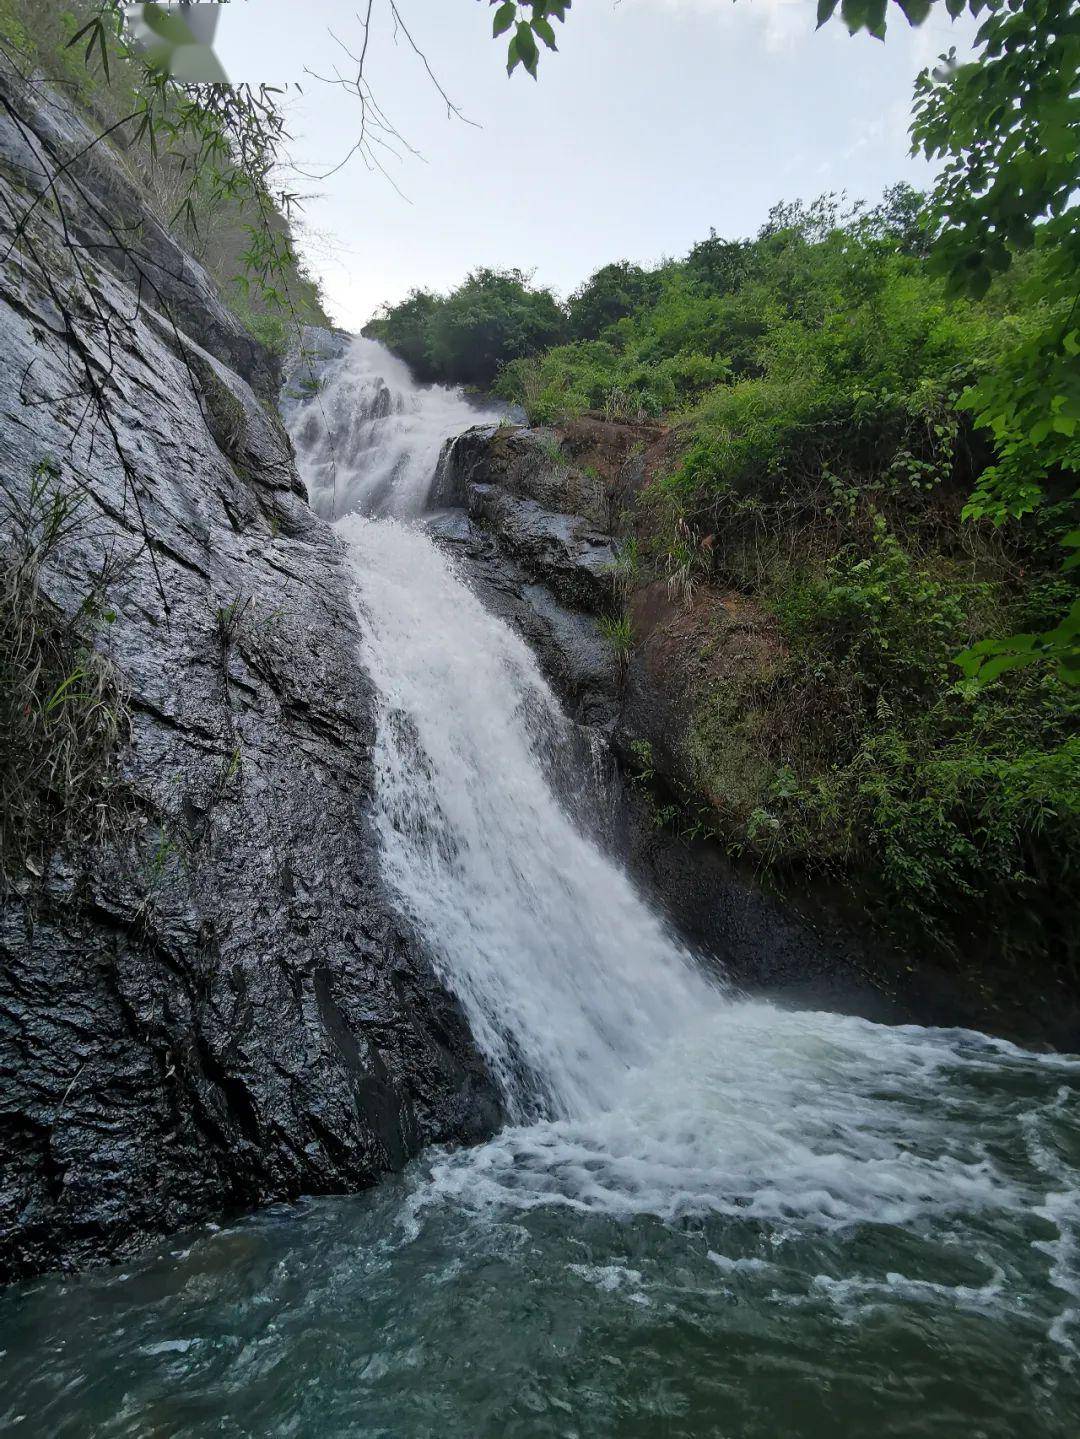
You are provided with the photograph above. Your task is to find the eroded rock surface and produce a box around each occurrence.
[0,62,496,1283]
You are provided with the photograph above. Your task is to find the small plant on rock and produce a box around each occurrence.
[0,462,131,891]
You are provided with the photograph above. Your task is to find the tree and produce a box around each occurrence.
[364,290,443,382]
[568,262,660,340]
[856,181,933,257]
[684,232,752,296]
[425,269,566,385]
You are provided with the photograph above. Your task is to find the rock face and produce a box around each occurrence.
[443,426,620,611]
[432,426,626,729]
[0,62,497,1283]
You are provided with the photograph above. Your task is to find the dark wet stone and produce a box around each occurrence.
[0,61,498,1284]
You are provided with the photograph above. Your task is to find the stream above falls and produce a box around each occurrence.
[2,338,1078,1438]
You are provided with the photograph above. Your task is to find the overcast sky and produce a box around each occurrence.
[214,1,975,331]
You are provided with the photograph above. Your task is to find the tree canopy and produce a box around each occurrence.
[366,268,566,386]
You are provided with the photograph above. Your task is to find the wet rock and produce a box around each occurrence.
[0,61,278,405]
[0,62,497,1283]
[425,511,620,727]
[442,427,620,611]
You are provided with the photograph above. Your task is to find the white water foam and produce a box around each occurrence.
[288,335,501,518]
[341,513,714,1121]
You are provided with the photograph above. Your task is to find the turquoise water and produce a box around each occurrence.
[2,1004,1078,1439]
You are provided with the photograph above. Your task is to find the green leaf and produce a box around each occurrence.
[897,0,933,22]
[978,652,1038,682]
[493,2,516,39]
[65,17,101,52]
[45,669,86,716]
[515,20,539,77]
[532,15,559,50]
[816,0,841,26]
[841,0,887,39]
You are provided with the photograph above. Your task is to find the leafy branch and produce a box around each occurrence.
[488,1,571,78]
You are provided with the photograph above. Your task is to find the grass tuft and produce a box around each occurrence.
[0,462,131,891]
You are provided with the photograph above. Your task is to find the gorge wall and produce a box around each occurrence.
[0,61,496,1283]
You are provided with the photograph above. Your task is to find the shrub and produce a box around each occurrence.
[1,465,130,890]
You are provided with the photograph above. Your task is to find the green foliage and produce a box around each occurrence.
[778,522,979,699]
[426,268,565,384]
[684,232,753,293]
[366,268,565,386]
[607,536,640,597]
[911,2,1080,674]
[817,0,1080,683]
[499,190,1002,435]
[956,598,1080,687]
[1,463,131,890]
[489,1,571,79]
[598,612,633,661]
[675,522,1078,968]
[908,0,1078,300]
[568,262,661,339]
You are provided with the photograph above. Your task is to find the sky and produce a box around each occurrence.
[213,1,976,331]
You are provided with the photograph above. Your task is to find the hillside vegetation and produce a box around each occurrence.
[370,188,1079,984]
[0,0,331,352]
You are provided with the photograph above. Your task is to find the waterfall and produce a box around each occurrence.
[289,334,715,1121]
[342,515,716,1121]
[284,335,501,519]
[284,333,1080,1282]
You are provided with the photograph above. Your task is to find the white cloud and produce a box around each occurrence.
[623,0,812,52]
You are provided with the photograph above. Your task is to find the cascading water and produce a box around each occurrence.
[343,516,714,1121]
[3,337,1078,1439]
[282,335,501,519]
